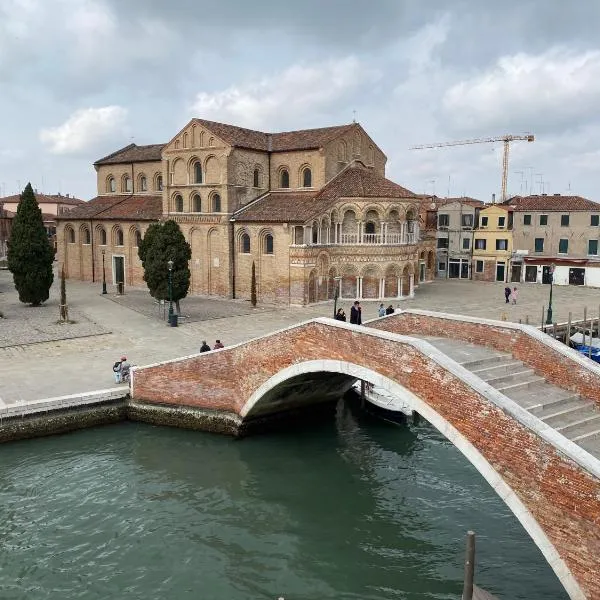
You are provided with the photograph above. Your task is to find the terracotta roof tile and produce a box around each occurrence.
[194,119,356,152]
[56,195,162,221]
[1,192,85,206]
[504,194,600,211]
[235,164,417,223]
[94,143,166,166]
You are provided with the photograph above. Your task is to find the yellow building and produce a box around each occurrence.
[472,205,513,282]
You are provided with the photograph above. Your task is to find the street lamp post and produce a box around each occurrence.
[101,249,107,295]
[333,276,342,318]
[545,263,555,325]
[167,259,174,322]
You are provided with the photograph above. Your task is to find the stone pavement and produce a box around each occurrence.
[1,270,600,405]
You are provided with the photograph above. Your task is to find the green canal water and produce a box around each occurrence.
[0,404,567,600]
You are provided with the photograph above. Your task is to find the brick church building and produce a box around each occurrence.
[56,119,435,305]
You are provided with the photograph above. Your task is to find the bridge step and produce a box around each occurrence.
[495,376,546,393]
[576,431,600,456]
[542,404,599,428]
[557,414,600,439]
[470,360,526,377]
[460,355,513,370]
[485,370,540,387]
[528,396,587,417]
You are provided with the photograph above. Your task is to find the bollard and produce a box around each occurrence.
[525,315,529,325]
[462,531,475,600]
[584,307,588,348]
[567,312,572,345]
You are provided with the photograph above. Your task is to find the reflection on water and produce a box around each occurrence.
[0,401,567,599]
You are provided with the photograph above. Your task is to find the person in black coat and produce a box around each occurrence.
[349,301,362,325]
[199,341,211,352]
[335,308,346,321]
[385,305,395,315]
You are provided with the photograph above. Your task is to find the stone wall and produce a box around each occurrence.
[96,162,163,196]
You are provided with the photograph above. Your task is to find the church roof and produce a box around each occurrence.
[56,195,162,221]
[193,119,357,152]
[1,192,85,206]
[94,143,166,166]
[234,164,417,223]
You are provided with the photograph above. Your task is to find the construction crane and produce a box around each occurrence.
[410,134,535,203]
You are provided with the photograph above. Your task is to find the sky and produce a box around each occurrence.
[2,0,600,202]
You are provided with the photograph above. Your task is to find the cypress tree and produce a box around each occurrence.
[7,183,54,306]
[59,265,68,322]
[251,261,257,307]
[138,220,191,305]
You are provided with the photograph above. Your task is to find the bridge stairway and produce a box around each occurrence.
[423,337,600,460]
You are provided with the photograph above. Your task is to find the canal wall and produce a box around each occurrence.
[0,388,128,443]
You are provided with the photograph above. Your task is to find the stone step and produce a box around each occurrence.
[460,355,512,370]
[508,384,574,404]
[495,376,547,393]
[557,415,600,439]
[470,360,526,377]
[484,369,538,387]
[542,404,598,428]
[577,432,600,456]
[529,396,588,417]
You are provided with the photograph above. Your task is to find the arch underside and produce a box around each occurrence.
[240,360,583,600]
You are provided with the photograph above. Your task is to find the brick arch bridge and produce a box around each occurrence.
[131,316,600,600]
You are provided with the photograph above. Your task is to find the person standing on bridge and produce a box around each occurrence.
[335,308,346,321]
[213,339,224,350]
[378,303,386,317]
[199,341,211,353]
[350,301,362,325]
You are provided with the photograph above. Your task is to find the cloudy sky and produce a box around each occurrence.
[2,0,600,202]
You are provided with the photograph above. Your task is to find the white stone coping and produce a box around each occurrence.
[389,308,600,378]
[0,387,127,420]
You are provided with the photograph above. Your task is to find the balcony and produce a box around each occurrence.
[307,232,418,246]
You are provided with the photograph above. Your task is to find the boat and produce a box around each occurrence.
[569,333,600,363]
[350,381,413,425]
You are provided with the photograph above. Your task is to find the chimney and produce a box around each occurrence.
[491,193,496,204]
[66,193,70,198]
[554,193,560,196]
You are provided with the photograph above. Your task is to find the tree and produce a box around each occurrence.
[251,261,257,307]
[59,266,68,322]
[7,183,54,306]
[138,220,191,312]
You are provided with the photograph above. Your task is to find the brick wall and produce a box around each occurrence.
[370,311,600,407]
[132,319,600,598]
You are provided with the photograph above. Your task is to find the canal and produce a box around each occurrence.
[0,403,567,599]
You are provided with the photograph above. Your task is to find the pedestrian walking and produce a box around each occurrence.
[199,340,211,352]
[504,286,511,304]
[350,301,362,325]
[213,339,224,349]
[335,308,346,321]
[511,287,519,305]
[112,356,127,383]
[378,303,386,317]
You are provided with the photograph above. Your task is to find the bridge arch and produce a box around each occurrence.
[241,358,583,599]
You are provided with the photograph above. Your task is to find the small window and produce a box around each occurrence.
[438,262,446,271]
[589,239,598,255]
[123,176,132,193]
[156,175,163,191]
[68,228,75,243]
[116,228,124,246]
[312,227,318,244]
[280,169,289,188]
[193,194,201,212]
[498,216,506,228]
[140,176,147,191]
[264,234,274,254]
[462,238,470,250]
[523,214,531,226]
[480,216,488,227]
[241,233,250,253]
[558,238,569,254]
[475,260,484,273]
[194,162,202,184]
[302,167,312,188]
[496,239,508,251]
[135,230,142,247]
[174,194,183,212]
[99,228,107,245]
[253,169,260,188]
[438,214,449,227]
[212,194,221,212]
[475,238,486,250]
[208,137,215,147]
[561,214,570,227]
[82,228,91,244]
[591,215,599,226]
[461,214,473,227]
[437,238,449,249]
[108,177,116,193]
[539,214,548,226]
[365,222,376,234]
[534,238,544,252]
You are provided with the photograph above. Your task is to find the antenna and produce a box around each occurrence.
[352,109,357,123]
[535,173,543,194]
[514,171,524,194]
[447,175,451,198]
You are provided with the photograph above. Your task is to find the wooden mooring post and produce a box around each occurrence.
[566,312,572,345]
[584,307,588,347]
[541,306,545,332]
[462,531,475,600]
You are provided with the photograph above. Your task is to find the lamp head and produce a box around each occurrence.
[167,259,174,271]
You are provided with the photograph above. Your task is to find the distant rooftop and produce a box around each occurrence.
[0,192,85,206]
[94,143,166,166]
[504,194,600,211]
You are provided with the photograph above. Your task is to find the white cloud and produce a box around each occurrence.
[190,57,378,129]
[443,48,600,133]
[39,106,128,155]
